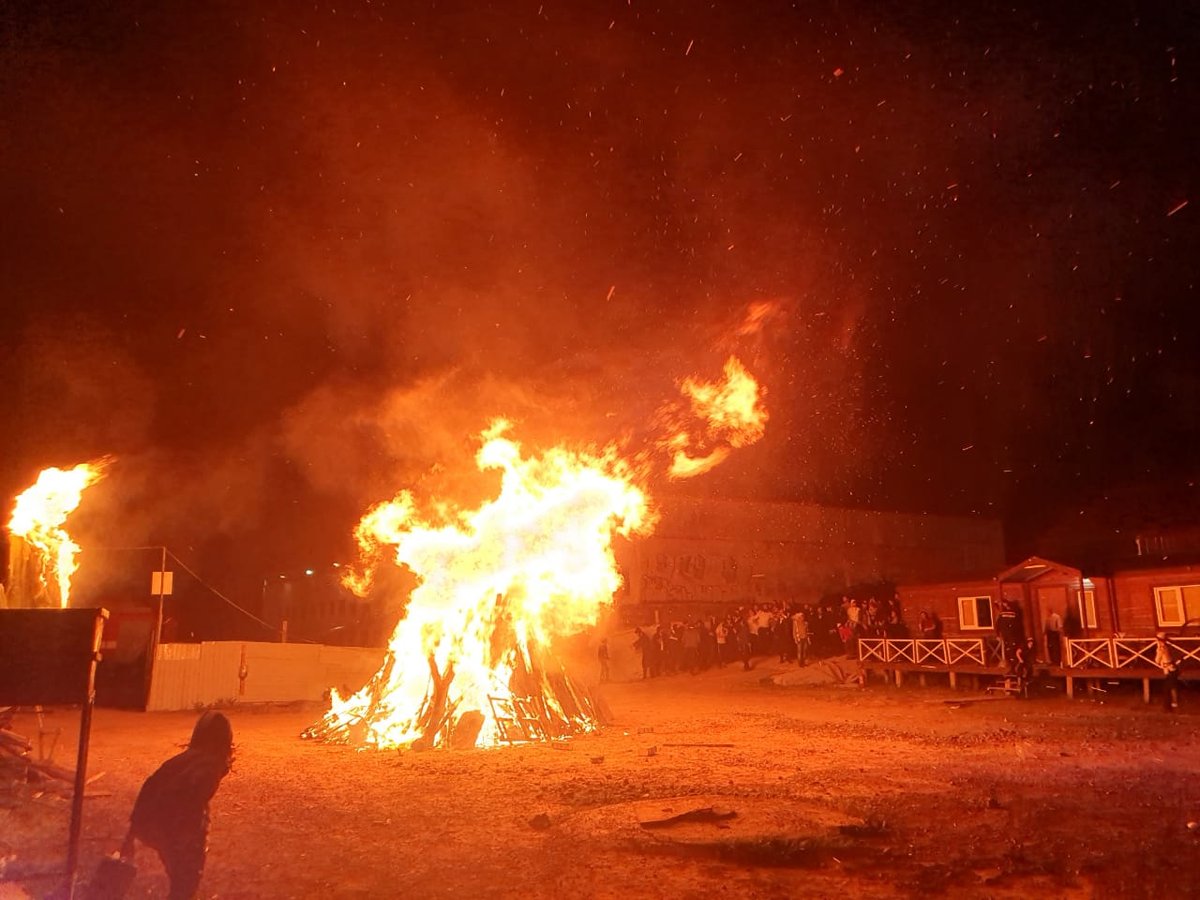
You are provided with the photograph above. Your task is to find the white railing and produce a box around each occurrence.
[858,638,887,664]
[1065,638,1113,668]
[1112,637,1156,669]
[856,637,991,667]
[1091,636,1200,670]
[858,636,1200,671]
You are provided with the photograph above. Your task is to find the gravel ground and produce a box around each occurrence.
[2,657,1199,899]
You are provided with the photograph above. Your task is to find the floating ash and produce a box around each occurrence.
[7,461,108,608]
[306,355,767,750]
[662,357,768,480]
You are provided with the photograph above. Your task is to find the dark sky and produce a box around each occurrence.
[3,0,1198,598]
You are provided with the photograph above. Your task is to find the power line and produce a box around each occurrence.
[163,548,279,636]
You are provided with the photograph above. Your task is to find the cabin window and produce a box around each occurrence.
[1076,589,1098,629]
[957,595,993,630]
[1153,585,1200,628]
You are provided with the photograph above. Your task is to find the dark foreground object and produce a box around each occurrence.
[86,711,233,900]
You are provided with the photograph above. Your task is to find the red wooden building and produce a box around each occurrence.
[898,555,1200,647]
[876,555,1200,700]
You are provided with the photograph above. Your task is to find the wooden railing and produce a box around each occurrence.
[1067,636,1200,669]
[859,636,1200,670]
[858,637,1003,668]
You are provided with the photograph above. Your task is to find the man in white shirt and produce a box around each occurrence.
[1045,609,1063,666]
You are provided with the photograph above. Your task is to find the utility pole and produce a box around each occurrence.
[154,545,167,646]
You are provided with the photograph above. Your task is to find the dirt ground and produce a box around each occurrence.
[3,657,1199,899]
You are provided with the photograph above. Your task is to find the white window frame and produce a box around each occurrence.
[1154,584,1200,628]
[957,595,994,630]
[1076,589,1098,629]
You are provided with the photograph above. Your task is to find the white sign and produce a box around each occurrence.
[151,571,174,596]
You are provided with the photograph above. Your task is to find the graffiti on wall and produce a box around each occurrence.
[639,551,747,605]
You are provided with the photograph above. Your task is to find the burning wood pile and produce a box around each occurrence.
[303,423,651,750]
[306,346,769,751]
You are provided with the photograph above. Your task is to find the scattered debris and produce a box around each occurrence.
[639,806,738,829]
[661,743,734,748]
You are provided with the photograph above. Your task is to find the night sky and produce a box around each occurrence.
[3,0,1198,607]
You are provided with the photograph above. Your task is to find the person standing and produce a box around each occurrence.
[714,619,729,667]
[632,628,651,680]
[792,610,810,666]
[597,637,611,683]
[737,616,753,671]
[681,620,701,674]
[996,599,1022,671]
[919,610,942,640]
[1044,608,1063,667]
[1155,632,1181,711]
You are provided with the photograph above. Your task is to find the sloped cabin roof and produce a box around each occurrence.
[995,556,1083,584]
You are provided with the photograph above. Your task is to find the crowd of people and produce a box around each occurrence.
[629,592,929,678]
[622,592,1186,711]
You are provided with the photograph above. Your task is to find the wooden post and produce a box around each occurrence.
[66,610,106,893]
[949,670,957,689]
[1066,675,1074,699]
[919,672,927,687]
[894,669,903,687]
[1143,677,1150,704]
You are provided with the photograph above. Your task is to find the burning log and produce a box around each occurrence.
[410,656,457,751]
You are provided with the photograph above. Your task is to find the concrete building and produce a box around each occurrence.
[616,495,1004,618]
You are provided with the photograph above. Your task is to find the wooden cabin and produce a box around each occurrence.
[896,555,1200,647]
[877,555,1200,700]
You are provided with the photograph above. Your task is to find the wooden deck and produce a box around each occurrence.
[857,636,1200,702]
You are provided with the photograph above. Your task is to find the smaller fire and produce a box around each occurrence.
[8,461,108,608]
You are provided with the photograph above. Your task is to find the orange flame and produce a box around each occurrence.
[316,350,769,750]
[8,461,107,607]
[319,422,652,748]
[667,356,768,479]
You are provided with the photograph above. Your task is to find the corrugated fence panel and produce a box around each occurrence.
[147,643,201,711]
[199,643,242,706]
[240,642,320,702]
[147,641,384,710]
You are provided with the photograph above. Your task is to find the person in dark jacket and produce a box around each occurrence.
[123,711,234,899]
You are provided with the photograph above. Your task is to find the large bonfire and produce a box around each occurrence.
[308,354,768,750]
[7,461,108,608]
